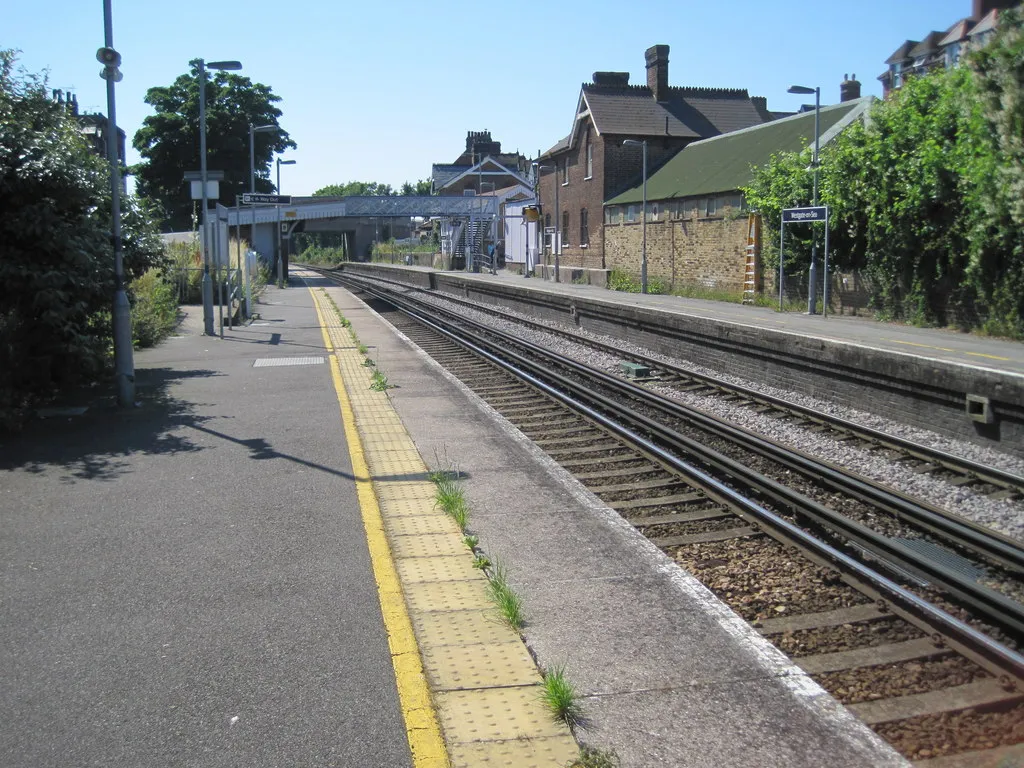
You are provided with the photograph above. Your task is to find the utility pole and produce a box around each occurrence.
[98,0,134,406]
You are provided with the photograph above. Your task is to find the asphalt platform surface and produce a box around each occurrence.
[2,277,911,767]
[0,290,411,767]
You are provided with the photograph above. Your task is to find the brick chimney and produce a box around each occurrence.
[840,73,861,102]
[645,45,670,102]
[973,0,1015,19]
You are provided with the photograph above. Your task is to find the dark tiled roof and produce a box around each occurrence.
[541,135,570,158]
[908,30,947,58]
[970,9,999,36]
[939,19,973,46]
[606,98,871,205]
[886,40,917,63]
[582,84,766,139]
[431,164,468,187]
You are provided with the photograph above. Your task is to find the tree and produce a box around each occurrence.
[744,66,988,328]
[400,179,432,196]
[0,51,164,424]
[132,64,295,231]
[962,7,1024,335]
[314,181,396,197]
[314,179,431,197]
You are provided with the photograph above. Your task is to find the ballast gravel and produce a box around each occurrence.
[418,291,1024,544]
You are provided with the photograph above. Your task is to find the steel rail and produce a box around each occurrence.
[325,266,1024,497]
[335,275,1024,641]
[345,277,1024,678]
[337,270,1024,575]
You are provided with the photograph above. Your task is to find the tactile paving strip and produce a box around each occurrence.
[403,577,493,614]
[375,481,440,503]
[391,533,468,559]
[422,642,540,691]
[448,736,579,768]
[387,515,460,537]
[434,687,569,742]
[411,610,514,648]
[311,285,578,765]
[396,555,487,585]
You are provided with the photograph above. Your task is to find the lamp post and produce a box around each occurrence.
[788,84,820,314]
[248,124,276,286]
[623,139,648,294]
[276,158,296,288]
[97,0,133,407]
[250,124,276,194]
[192,56,242,335]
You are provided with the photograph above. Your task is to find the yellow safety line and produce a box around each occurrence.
[310,288,449,768]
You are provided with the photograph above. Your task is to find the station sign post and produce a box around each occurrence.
[779,206,831,317]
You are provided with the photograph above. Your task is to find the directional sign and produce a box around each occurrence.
[782,206,827,223]
[242,193,291,205]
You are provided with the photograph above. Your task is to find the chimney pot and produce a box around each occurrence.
[840,73,862,102]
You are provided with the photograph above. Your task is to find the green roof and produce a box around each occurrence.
[607,98,870,205]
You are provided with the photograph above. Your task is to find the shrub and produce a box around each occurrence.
[130,269,179,348]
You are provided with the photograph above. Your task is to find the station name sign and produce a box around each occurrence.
[242,193,292,205]
[782,206,828,223]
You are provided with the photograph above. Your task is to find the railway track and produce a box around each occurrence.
[309,267,1024,763]
[339,269,1024,504]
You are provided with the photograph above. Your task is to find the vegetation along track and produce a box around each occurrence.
[310,267,1024,763]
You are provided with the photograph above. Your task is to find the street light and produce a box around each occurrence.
[788,84,820,314]
[250,124,276,194]
[276,158,296,288]
[534,162,559,282]
[276,157,296,192]
[247,124,277,288]
[192,56,242,336]
[623,139,649,294]
[98,0,133,407]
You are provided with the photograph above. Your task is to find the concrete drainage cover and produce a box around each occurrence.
[252,356,325,368]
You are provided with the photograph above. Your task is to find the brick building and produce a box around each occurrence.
[878,0,1018,98]
[604,98,873,297]
[536,44,775,275]
[430,130,530,196]
[53,89,127,166]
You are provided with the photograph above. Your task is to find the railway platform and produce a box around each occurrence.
[0,275,907,767]
[337,262,1024,458]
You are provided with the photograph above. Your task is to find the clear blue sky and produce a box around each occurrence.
[8,0,971,196]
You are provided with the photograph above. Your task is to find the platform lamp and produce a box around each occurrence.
[276,158,296,288]
[250,124,277,194]
[788,84,820,314]
[622,139,648,294]
[192,56,242,336]
[246,124,276,291]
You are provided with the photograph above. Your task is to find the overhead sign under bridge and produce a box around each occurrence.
[219,194,502,277]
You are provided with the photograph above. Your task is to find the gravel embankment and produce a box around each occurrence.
[419,292,1024,543]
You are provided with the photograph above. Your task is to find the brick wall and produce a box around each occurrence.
[538,120,690,274]
[604,212,749,292]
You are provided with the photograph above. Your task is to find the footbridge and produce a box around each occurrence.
[218,195,500,274]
